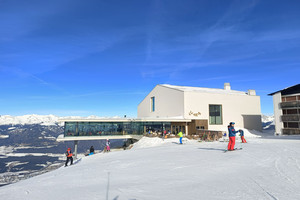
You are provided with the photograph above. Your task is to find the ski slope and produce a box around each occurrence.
[0,137,300,200]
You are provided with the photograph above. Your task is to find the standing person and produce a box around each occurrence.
[239,130,247,143]
[177,131,183,144]
[227,122,239,151]
[89,146,95,155]
[65,147,73,167]
[163,130,167,139]
[106,139,111,152]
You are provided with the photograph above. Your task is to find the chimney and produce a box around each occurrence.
[224,83,231,90]
[248,89,256,96]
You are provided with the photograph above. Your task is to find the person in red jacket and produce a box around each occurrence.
[227,122,239,151]
[65,147,73,167]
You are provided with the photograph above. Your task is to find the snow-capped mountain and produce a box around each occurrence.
[0,115,60,126]
[261,114,275,124]
[0,114,122,126]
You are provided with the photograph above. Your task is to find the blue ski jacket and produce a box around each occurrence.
[239,130,244,136]
[228,126,239,137]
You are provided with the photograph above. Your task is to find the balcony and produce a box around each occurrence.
[281,114,300,122]
[282,128,300,135]
[280,101,300,108]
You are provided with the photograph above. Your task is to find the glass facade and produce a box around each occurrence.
[64,121,171,137]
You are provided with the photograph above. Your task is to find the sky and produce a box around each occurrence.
[0,0,299,117]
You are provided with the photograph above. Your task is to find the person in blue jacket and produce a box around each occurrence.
[227,122,239,151]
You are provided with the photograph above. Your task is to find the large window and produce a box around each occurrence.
[209,105,222,125]
[151,97,155,112]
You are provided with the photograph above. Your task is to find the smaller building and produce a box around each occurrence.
[269,84,300,135]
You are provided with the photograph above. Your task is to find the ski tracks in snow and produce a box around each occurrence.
[251,178,278,200]
[274,157,296,184]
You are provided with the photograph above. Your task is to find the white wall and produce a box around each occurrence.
[137,85,184,118]
[273,92,283,135]
[184,92,262,131]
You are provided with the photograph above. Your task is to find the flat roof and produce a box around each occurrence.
[56,134,138,142]
[160,84,248,95]
[59,118,192,123]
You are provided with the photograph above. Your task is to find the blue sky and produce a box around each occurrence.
[0,0,299,117]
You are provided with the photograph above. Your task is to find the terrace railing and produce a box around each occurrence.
[281,114,300,122]
[280,101,300,109]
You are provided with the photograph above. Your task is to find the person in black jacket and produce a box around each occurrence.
[89,146,95,155]
[65,148,73,166]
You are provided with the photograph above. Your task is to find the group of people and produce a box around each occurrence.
[174,122,247,149]
[227,122,247,151]
[65,139,111,167]
[65,123,247,166]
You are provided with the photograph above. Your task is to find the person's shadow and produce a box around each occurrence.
[198,147,225,152]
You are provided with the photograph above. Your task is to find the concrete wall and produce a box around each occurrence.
[273,92,283,135]
[137,85,184,118]
[184,92,262,131]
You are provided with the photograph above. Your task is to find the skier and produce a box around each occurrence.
[106,139,111,152]
[65,147,73,166]
[177,131,183,144]
[89,146,95,155]
[227,122,239,151]
[239,129,247,143]
[163,130,167,138]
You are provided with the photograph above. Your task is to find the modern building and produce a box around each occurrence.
[269,84,300,135]
[138,83,262,132]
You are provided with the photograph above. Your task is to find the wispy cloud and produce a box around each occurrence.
[0,66,69,94]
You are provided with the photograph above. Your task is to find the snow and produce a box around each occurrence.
[161,84,248,95]
[261,115,275,124]
[0,146,14,155]
[1,135,300,200]
[0,114,123,126]
[0,115,59,126]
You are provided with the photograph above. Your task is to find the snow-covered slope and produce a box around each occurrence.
[1,137,300,200]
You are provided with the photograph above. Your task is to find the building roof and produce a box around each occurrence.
[59,118,191,122]
[160,84,248,95]
[268,84,300,96]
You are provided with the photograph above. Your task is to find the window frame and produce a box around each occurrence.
[209,104,223,125]
[150,96,155,112]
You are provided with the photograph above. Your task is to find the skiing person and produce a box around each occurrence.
[177,131,183,144]
[89,146,95,155]
[65,147,73,166]
[106,139,111,152]
[239,129,247,143]
[227,122,239,151]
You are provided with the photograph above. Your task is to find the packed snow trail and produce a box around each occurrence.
[0,137,300,200]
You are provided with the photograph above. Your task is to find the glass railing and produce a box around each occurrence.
[281,115,300,122]
[282,128,300,135]
[280,101,300,108]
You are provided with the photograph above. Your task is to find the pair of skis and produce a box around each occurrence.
[224,147,243,153]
